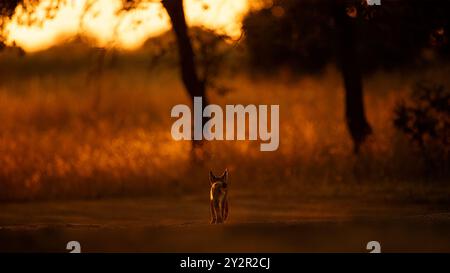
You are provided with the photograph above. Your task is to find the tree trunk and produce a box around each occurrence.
[162,0,208,148]
[162,0,206,101]
[334,2,372,153]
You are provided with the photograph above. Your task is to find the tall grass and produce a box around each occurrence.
[0,46,449,201]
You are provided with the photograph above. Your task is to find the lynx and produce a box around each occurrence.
[209,169,229,224]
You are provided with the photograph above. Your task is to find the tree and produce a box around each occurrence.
[243,0,373,153]
[2,0,208,147]
[161,0,207,104]
[243,0,450,153]
[333,1,372,153]
[161,0,209,149]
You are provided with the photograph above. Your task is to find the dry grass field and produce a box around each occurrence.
[0,42,449,252]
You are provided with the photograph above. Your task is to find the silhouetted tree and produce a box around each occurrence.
[161,0,207,105]
[334,0,372,153]
[123,0,208,149]
[160,0,209,149]
[243,0,450,153]
[2,0,208,148]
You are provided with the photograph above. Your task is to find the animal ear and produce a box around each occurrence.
[221,169,228,182]
[209,170,215,184]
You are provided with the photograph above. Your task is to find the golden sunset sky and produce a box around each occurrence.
[4,0,250,52]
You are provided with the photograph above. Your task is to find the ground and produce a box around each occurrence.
[1,193,450,252]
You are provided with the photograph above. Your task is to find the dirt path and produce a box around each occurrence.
[1,195,450,252]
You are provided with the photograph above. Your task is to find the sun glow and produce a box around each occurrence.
[4,0,249,52]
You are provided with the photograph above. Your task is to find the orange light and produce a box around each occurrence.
[4,0,248,52]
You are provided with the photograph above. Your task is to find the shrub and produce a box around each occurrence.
[394,82,450,176]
